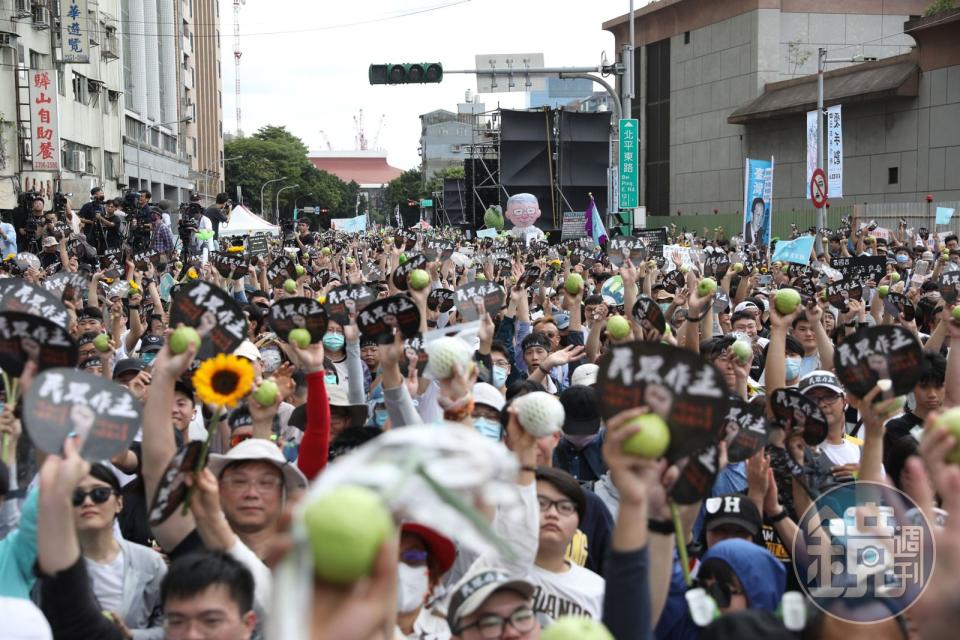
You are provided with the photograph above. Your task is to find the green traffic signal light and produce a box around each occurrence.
[368,63,443,85]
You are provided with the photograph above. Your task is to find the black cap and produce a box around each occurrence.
[113,358,147,380]
[703,493,761,537]
[140,334,165,354]
[174,377,195,403]
[559,385,601,436]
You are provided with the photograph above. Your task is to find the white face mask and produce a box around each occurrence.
[396,563,430,613]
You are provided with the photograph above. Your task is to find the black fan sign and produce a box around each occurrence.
[607,237,647,268]
[23,368,140,462]
[721,399,771,463]
[42,271,89,301]
[211,251,250,280]
[423,239,454,262]
[671,443,721,505]
[939,271,960,304]
[266,254,299,288]
[148,441,203,527]
[832,256,886,283]
[0,279,70,327]
[454,280,505,322]
[596,341,731,463]
[392,253,428,291]
[357,295,421,345]
[770,388,828,446]
[325,284,377,324]
[169,281,246,362]
[632,295,666,339]
[267,297,329,344]
[427,288,456,313]
[519,265,541,289]
[0,311,79,376]
[834,325,922,399]
[132,249,160,270]
[883,291,915,321]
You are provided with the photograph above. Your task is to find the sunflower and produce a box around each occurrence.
[187,267,198,280]
[128,280,141,294]
[192,354,254,408]
[227,246,244,254]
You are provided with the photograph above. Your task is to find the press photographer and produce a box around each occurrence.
[78,187,107,252]
[16,192,48,254]
[203,192,232,239]
[177,198,202,259]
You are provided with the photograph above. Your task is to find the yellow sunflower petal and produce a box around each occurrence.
[192,354,255,408]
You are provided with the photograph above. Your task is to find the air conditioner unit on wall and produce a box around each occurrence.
[71,150,87,173]
[0,33,16,47]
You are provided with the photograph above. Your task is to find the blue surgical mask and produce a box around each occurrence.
[473,417,502,441]
[896,254,909,264]
[374,408,389,428]
[659,302,671,313]
[492,365,509,388]
[322,332,345,351]
[785,358,801,381]
[324,373,338,386]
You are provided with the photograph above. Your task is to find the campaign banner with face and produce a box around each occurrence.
[169,281,246,362]
[427,288,456,313]
[0,280,70,327]
[770,388,828,446]
[392,253,427,291]
[0,311,78,376]
[266,255,299,288]
[607,237,647,268]
[596,342,731,463]
[42,271,89,302]
[267,297,329,344]
[325,284,377,324]
[211,252,250,280]
[23,368,140,461]
[357,295,420,345]
[722,399,771,463]
[632,295,667,338]
[148,441,204,527]
[454,280,505,322]
[834,325,922,399]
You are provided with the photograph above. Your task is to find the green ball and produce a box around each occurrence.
[304,486,394,583]
[621,414,670,459]
[252,379,279,406]
[607,315,631,340]
[93,333,111,353]
[409,269,430,291]
[169,326,201,355]
[565,273,584,295]
[284,279,297,294]
[774,288,801,315]
[288,328,311,348]
[542,616,614,640]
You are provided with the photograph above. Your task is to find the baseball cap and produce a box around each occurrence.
[446,568,535,631]
[401,522,457,576]
[42,236,57,248]
[797,370,844,396]
[140,334,164,354]
[207,438,307,493]
[234,339,261,362]
[569,363,598,387]
[553,311,571,330]
[704,493,761,537]
[472,382,505,412]
[112,358,147,380]
[559,385,601,435]
[734,301,759,314]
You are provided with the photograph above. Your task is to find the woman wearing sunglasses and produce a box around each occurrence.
[74,463,167,639]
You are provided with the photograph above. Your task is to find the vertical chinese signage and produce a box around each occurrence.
[826,105,842,198]
[618,119,638,210]
[30,70,61,171]
[805,109,817,199]
[61,0,89,63]
[742,157,774,248]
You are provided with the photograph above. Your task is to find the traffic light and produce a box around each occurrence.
[369,63,443,85]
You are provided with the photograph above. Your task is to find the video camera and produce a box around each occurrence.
[53,191,71,214]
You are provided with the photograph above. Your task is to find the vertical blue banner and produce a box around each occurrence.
[743,158,774,248]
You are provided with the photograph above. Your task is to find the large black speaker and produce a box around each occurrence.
[500,110,553,186]
[441,178,467,226]
[558,110,611,220]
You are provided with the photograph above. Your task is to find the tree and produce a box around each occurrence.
[224,125,357,221]
[380,168,424,218]
[425,165,465,195]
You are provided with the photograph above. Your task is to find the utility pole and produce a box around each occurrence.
[622,0,635,120]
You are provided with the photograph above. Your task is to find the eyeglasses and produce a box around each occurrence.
[72,487,116,507]
[808,393,842,406]
[537,495,577,517]
[456,606,537,639]
[491,359,511,369]
[220,475,283,494]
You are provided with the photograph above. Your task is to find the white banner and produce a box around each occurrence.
[331,214,367,234]
[806,109,817,199]
[29,69,60,171]
[827,104,843,198]
[60,0,90,64]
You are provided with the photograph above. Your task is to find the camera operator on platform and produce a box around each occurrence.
[78,187,107,251]
[18,193,47,254]
[204,192,232,239]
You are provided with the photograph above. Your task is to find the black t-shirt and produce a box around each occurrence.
[105,213,124,248]
[883,411,922,467]
[204,205,227,236]
[78,200,104,240]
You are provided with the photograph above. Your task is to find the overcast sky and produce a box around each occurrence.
[224,0,650,171]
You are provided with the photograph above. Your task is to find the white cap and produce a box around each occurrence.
[570,363,599,387]
[234,339,262,362]
[734,301,759,314]
[208,438,307,493]
[472,382,505,412]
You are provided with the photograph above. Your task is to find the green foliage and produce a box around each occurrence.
[224,126,357,219]
[925,0,955,16]
[381,168,424,217]
[425,165,465,194]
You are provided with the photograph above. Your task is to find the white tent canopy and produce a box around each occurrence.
[219,205,281,237]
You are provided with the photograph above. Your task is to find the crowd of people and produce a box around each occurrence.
[1,188,960,640]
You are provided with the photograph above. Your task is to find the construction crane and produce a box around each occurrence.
[353,109,368,151]
[318,130,333,151]
[233,0,245,136]
[371,114,386,150]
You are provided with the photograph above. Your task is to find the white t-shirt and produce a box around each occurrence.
[85,549,125,613]
[819,438,861,467]
[529,562,605,620]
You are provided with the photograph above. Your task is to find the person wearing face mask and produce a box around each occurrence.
[395,522,457,639]
[553,385,607,484]
[489,343,511,392]
[471,383,506,441]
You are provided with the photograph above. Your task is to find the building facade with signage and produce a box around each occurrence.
[603,0,960,216]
